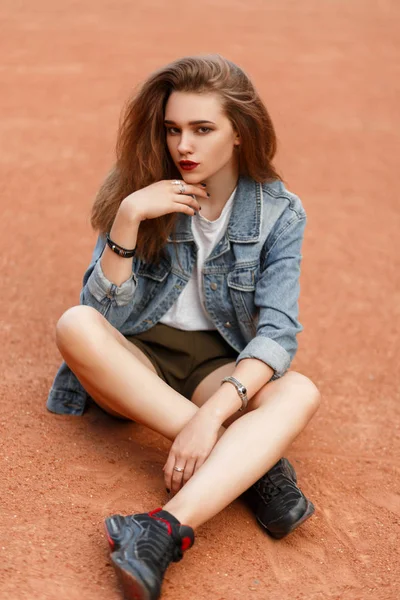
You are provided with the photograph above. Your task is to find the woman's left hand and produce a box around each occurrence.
[163,410,222,495]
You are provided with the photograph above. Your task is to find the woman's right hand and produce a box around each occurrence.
[121,179,209,222]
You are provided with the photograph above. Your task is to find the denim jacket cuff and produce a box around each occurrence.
[87,259,138,306]
[46,389,87,415]
[235,335,291,379]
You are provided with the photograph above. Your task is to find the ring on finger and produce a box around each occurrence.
[178,181,186,194]
[171,180,181,186]
[173,466,185,473]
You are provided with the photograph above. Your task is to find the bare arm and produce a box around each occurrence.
[100,198,142,287]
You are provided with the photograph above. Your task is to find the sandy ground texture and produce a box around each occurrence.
[1,1,399,599]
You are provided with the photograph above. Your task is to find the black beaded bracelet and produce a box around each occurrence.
[106,233,136,258]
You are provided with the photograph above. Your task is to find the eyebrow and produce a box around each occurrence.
[164,120,216,125]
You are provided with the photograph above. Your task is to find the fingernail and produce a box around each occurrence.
[166,488,170,493]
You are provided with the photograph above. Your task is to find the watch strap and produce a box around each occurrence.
[220,376,249,411]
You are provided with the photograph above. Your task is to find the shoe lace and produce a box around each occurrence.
[152,532,183,575]
[254,474,281,502]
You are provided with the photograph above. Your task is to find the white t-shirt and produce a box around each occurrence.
[159,188,236,330]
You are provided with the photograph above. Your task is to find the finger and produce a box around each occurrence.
[174,197,201,215]
[182,458,197,486]
[170,202,198,217]
[171,196,201,217]
[179,190,208,210]
[184,183,209,199]
[171,465,186,495]
[172,182,209,200]
[169,179,208,192]
[164,451,176,492]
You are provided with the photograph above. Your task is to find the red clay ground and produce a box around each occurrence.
[1,1,399,599]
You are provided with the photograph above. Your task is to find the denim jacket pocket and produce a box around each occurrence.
[137,259,171,282]
[227,264,259,336]
[131,258,173,316]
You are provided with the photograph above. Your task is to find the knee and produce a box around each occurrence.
[284,371,321,414]
[55,305,101,353]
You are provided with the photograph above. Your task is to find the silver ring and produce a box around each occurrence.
[171,180,181,186]
[173,466,184,473]
[178,182,186,194]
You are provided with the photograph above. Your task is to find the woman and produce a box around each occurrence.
[47,55,320,600]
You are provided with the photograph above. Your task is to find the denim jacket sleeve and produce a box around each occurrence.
[236,211,306,380]
[80,234,138,329]
[46,234,139,416]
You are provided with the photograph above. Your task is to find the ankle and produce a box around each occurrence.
[147,507,195,556]
[162,500,197,530]
[148,507,181,529]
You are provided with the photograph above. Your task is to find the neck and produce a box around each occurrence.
[201,160,239,218]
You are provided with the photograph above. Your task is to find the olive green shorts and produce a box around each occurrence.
[125,323,238,401]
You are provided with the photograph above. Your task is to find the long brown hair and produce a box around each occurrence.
[91,55,280,264]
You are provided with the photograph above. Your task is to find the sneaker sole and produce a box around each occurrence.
[261,499,315,540]
[110,551,151,600]
[105,519,153,600]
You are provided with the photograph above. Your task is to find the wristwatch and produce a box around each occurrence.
[220,376,248,411]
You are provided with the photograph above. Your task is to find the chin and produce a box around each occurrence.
[180,171,206,184]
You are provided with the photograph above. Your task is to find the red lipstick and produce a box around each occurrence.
[179,160,199,171]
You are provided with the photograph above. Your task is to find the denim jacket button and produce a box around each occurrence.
[210,282,218,291]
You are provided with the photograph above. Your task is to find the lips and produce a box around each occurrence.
[179,160,199,171]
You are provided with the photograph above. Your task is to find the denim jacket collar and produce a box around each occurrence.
[167,176,262,244]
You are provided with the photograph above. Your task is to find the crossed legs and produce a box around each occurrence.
[56,305,320,529]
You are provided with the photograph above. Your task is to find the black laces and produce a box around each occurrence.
[254,475,281,502]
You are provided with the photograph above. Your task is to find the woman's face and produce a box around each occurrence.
[164,91,240,184]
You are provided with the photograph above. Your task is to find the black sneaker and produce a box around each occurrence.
[105,507,194,600]
[242,458,315,539]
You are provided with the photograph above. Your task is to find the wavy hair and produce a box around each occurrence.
[91,55,280,263]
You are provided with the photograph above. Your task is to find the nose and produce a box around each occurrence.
[177,131,193,156]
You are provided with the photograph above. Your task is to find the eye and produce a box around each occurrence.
[197,127,212,134]
[166,127,180,135]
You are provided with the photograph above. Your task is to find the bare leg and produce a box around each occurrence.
[56,306,320,530]
[164,371,320,528]
[56,306,202,440]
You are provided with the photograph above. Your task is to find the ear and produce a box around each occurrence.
[233,128,241,147]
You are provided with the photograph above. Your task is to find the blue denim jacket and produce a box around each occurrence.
[46,176,306,415]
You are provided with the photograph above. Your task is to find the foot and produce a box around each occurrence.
[105,508,194,600]
[242,458,315,539]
